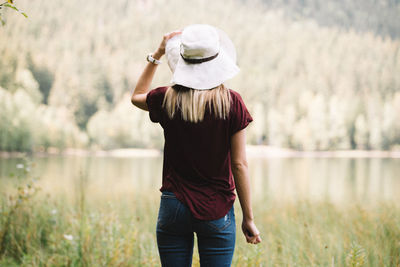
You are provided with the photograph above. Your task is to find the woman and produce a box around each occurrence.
[131,24,261,267]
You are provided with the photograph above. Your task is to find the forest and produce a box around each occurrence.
[258,0,400,39]
[0,0,399,151]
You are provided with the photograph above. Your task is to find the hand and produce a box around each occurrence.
[153,30,182,59]
[242,219,262,244]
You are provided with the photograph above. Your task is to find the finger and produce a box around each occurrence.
[164,30,181,39]
[245,233,253,243]
[247,233,261,244]
[245,224,259,235]
[170,30,182,35]
[246,234,258,244]
[167,31,182,40]
[252,236,261,244]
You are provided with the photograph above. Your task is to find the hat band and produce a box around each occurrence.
[180,52,219,64]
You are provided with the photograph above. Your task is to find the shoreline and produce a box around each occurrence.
[1,146,399,158]
[245,145,400,158]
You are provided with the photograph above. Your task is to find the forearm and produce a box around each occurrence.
[131,31,181,110]
[232,163,254,221]
[132,51,163,96]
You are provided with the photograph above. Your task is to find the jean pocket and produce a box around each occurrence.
[157,192,180,229]
[205,207,234,232]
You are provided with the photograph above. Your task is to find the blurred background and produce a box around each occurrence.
[1,0,399,152]
[0,1,400,266]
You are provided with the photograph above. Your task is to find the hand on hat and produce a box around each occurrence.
[153,31,182,60]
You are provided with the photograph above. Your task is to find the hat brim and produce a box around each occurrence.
[165,25,240,90]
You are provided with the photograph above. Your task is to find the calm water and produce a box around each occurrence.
[0,155,399,204]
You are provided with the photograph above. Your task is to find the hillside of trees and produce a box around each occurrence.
[257,0,400,39]
[0,0,399,151]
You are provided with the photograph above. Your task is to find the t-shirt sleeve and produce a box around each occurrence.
[229,91,253,135]
[146,87,167,123]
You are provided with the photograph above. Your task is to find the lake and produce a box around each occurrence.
[1,154,399,205]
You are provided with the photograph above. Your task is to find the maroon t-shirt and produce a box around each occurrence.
[146,86,253,220]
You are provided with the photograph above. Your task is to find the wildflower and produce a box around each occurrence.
[63,234,74,241]
[16,163,24,169]
[51,209,57,215]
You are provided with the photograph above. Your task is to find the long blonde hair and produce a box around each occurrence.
[162,84,231,123]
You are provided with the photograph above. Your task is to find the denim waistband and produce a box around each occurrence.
[161,191,175,197]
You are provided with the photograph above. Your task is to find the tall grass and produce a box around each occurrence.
[0,166,399,266]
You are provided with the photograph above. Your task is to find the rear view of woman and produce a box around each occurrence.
[131,24,261,267]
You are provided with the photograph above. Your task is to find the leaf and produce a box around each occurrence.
[346,242,366,267]
[3,4,28,18]
[3,3,18,12]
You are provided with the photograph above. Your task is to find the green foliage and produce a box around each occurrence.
[0,159,40,261]
[96,75,114,106]
[0,87,88,152]
[346,242,366,267]
[27,56,54,105]
[257,0,400,39]
[0,0,399,151]
[0,177,399,265]
[74,95,98,130]
[0,1,27,25]
[87,93,163,149]
[0,88,35,152]
[0,52,18,90]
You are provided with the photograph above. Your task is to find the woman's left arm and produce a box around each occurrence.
[131,31,181,111]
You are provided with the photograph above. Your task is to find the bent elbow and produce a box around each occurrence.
[231,160,248,173]
[130,96,137,106]
[131,94,141,107]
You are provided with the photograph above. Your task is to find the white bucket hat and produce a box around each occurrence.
[165,24,240,90]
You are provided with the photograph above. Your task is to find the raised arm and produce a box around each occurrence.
[131,31,181,110]
[231,128,261,244]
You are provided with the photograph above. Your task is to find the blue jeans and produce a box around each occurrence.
[156,191,236,267]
